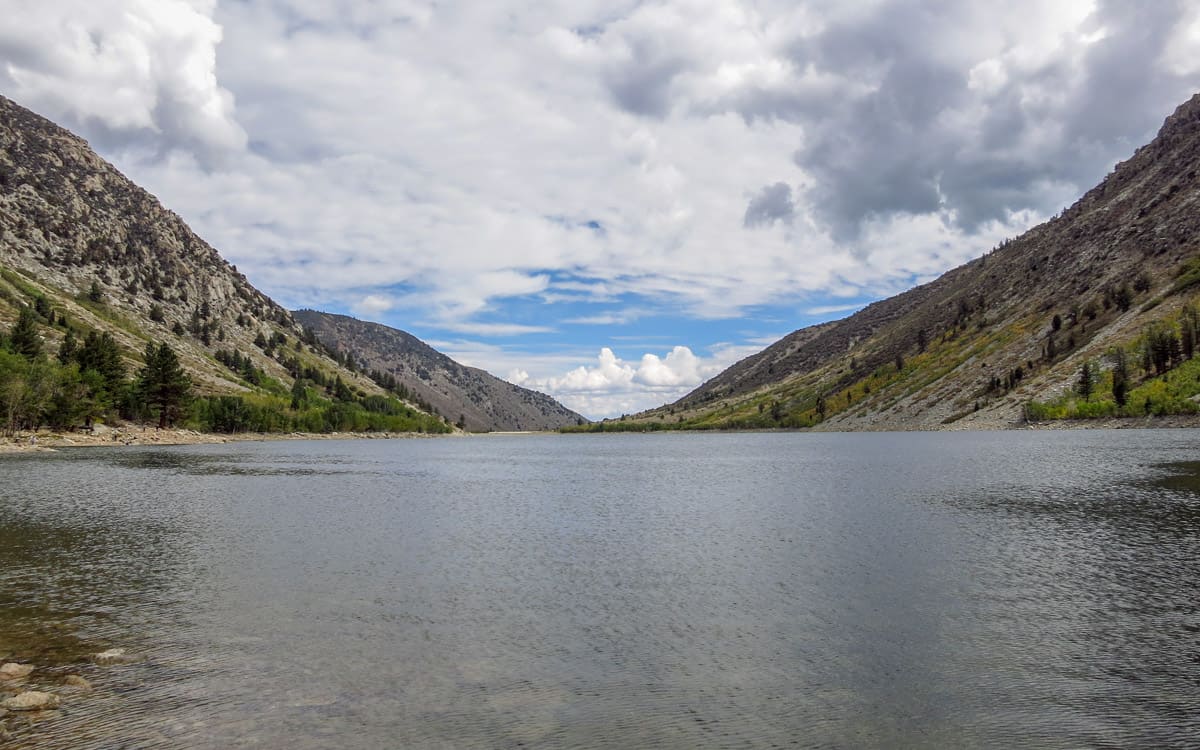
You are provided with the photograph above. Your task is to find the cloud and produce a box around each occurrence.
[633,346,705,386]
[606,40,688,118]
[3,0,1196,349]
[743,182,795,228]
[506,368,530,385]
[352,293,395,317]
[804,302,867,316]
[510,345,737,417]
[563,307,648,325]
[435,321,555,337]
[772,0,1196,236]
[541,348,635,393]
[0,0,246,165]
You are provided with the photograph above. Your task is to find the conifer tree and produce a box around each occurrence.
[1112,349,1129,407]
[57,328,77,365]
[33,295,51,320]
[76,331,126,397]
[1076,361,1095,401]
[10,306,43,360]
[138,342,192,428]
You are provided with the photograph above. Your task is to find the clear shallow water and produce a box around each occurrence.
[1,430,1199,748]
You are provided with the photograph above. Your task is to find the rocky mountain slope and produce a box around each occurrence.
[0,94,445,431]
[625,92,1200,431]
[293,310,585,431]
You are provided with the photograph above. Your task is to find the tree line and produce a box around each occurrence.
[1,300,449,436]
[1026,304,1200,420]
[1,303,190,434]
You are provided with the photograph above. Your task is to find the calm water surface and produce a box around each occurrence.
[1,431,1199,748]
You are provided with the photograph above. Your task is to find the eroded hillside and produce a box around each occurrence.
[620,93,1200,431]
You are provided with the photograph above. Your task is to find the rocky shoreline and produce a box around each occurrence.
[0,649,124,742]
[0,424,459,454]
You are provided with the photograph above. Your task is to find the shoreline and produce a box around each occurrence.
[0,425,459,454]
[4,414,1200,455]
[569,414,1200,434]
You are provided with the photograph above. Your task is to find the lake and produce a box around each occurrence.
[1,430,1199,748]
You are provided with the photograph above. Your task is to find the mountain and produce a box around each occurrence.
[292,310,586,431]
[0,94,446,433]
[624,93,1200,431]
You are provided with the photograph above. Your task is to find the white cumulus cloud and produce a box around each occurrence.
[0,0,246,163]
[352,293,395,318]
[508,345,739,418]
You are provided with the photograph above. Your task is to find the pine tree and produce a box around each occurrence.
[76,331,123,382]
[57,327,77,365]
[33,295,51,320]
[138,342,192,429]
[1112,349,1129,407]
[76,331,127,405]
[10,306,43,360]
[1076,361,1095,401]
[290,378,309,410]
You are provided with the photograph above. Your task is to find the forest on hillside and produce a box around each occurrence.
[0,300,450,436]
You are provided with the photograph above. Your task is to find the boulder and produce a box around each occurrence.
[0,663,33,680]
[1,691,60,711]
[63,675,92,691]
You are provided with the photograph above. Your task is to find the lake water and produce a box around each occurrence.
[1,430,1199,748]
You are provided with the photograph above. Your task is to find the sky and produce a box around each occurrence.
[2,1,1199,418]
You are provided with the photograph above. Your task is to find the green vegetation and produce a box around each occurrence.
[139,341,192,428]
[1172,257,1200,295]
[188,391,447,434]
[0,302,449,437]
[1024,304,1200,421]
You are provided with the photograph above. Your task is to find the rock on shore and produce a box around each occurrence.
[0,663,33,680]
[1,691,60,711]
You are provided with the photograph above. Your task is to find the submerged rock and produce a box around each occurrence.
[0,663,33,680]
[92,648,130,665]
[63,675,92,691]
[2,691,60,711]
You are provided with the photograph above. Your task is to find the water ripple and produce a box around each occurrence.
[2,431,1199,747]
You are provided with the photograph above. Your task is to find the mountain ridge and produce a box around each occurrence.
[0,94,446,433]
[619,92,1200,431]
[292,310,586,432]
